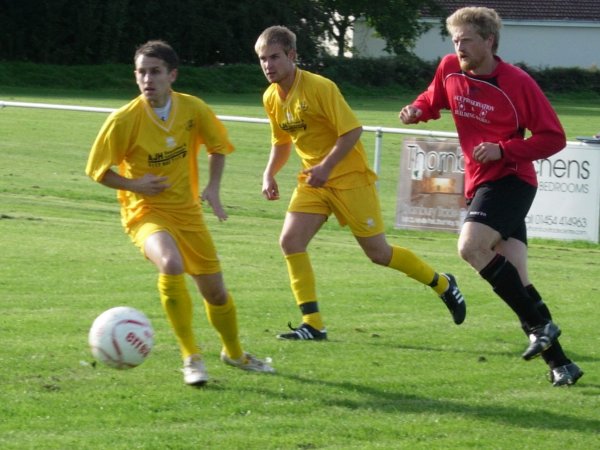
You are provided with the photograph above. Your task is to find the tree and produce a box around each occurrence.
[2,0,396,64]
[365,0,445,56]
[312,0,444,57]
[310,0,361,57]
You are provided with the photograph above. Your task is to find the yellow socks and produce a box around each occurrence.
[388,246,449,295]
[204,294,243,360]
[159,274,244,361]
[285,252,324,330]
[158,273,199,359]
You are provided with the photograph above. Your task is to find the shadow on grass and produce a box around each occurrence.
[271,371,600,434]
[387,343,599,365]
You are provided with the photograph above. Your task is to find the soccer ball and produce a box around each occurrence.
[88,306,154,369]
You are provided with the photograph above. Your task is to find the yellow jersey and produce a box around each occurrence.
[263,68,376,189]
[86,92,233,231]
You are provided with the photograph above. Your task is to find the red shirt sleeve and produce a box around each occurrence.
[497,70,566,163]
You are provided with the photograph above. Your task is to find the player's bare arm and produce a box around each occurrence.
[99,169,170,196]
[262,143,292,200]
[399,105,422,124]
[202,153,228,221]
[302,127,362,187]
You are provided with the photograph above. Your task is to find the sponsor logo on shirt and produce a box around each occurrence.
[280,120,307,132]
[454,95,494,123]
[280,103,308,132]
[148,145,187,167]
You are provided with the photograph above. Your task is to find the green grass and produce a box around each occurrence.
[1,88,599,449]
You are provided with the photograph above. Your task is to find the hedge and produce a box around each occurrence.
[1,57,599,95]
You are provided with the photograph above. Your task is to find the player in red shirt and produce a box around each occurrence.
[400,7,582,386]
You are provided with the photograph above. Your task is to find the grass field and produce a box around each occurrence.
[1,87,599,449]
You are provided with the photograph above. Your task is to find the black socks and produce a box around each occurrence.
[480,254,545,327]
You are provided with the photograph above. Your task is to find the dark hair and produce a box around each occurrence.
[134,40,179,72]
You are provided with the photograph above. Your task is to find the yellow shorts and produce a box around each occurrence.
[288,183,384,237]
[128,213,221,275]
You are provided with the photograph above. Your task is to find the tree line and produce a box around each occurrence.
[0,0,442,65]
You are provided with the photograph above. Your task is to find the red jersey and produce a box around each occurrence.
[412,54,566,199]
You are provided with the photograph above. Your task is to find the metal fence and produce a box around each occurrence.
[0,100,459,175]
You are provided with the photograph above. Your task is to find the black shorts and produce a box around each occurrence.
[464,175,537,244]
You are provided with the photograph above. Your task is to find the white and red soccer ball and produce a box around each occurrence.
[89,306,154,369]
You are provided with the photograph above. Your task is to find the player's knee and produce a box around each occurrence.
[458,245,474,264]
[279,233,304,254]
[157,255,184,274]
[457,239,478,265]
[204,289,228,305]
[364,247,390,266]
[199,279,228,305]
[278,234,288,251]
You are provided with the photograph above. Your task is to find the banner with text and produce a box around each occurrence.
[395,138,600,243]
[526,144,600,242]
[395,138,467,233]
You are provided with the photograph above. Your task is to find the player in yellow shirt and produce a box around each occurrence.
[86,40,274,386]
[255,26,466,340]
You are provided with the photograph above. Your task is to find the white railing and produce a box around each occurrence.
[0,100,459,175]
[4,100,597,242]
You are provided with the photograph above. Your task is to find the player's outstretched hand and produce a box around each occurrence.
[302,163,331,187]
[262,176,280,201]
[134,173,171,196]
[473,142,503,163]
[399,105,422,124]
[202,186,228,221]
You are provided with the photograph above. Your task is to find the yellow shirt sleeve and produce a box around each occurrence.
[262,70,376,188]
[86,93,234,230]
[85,108,132,182]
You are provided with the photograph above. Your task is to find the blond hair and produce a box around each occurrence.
[255,26,296,55]
[446,7,502,54]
